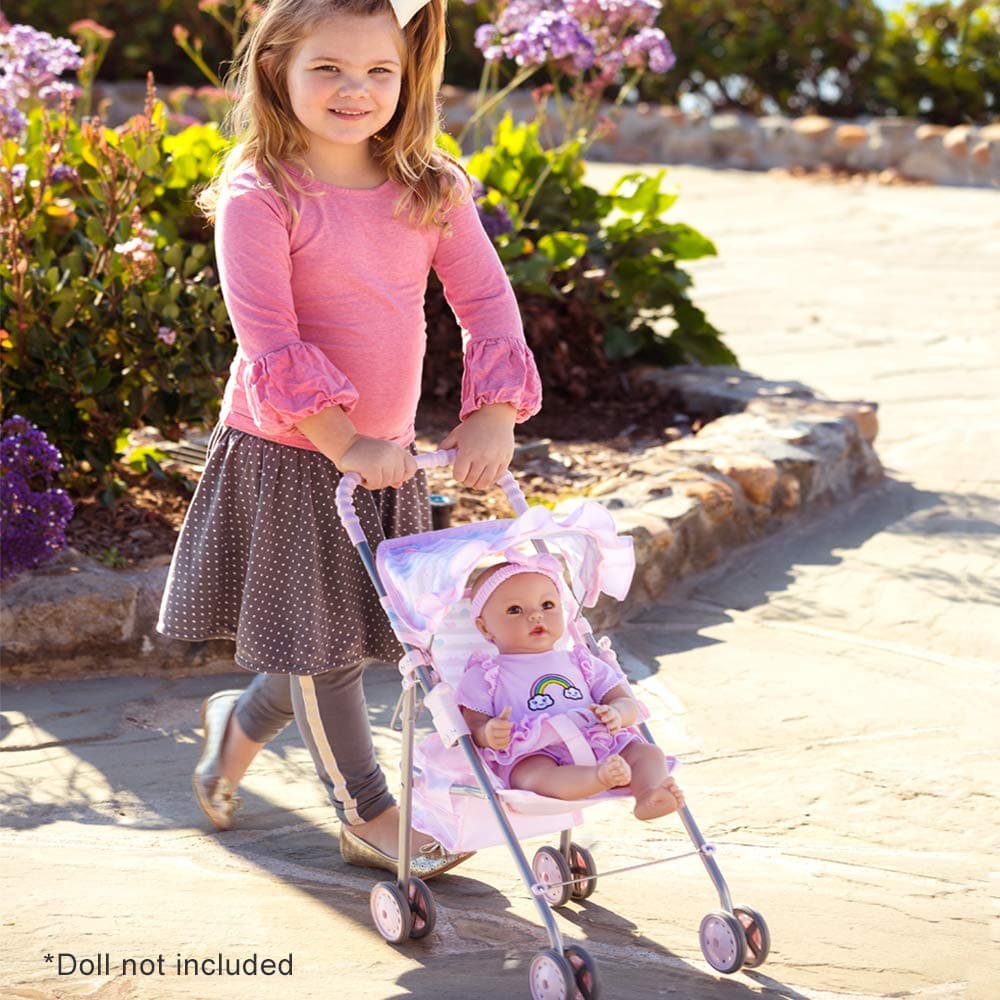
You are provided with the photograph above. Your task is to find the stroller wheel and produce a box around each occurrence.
[568,843,598,900]
[370,881,412,944]
[529,948,575,1000]
[564,944,601,999]
[532,846,573,907]
[734,904,770,968]
[407,877,437,939]
[699,910,747,975]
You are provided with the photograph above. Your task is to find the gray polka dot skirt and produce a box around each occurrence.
[157,425,430,675]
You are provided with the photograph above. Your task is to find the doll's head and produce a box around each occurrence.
[471,555,566,655]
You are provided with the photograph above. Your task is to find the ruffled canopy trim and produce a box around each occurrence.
[460,337,542,423]
[242,342,359,435]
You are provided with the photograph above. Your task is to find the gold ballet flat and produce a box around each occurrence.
[339,825,473,880]
[192,690,244,830]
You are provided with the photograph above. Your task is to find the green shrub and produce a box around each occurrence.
[648,0,887,117]
[874,1,999,124]
[470,117,730,365]
[14,0,232,86]
[424,118,732,408]
[0,99,233,492]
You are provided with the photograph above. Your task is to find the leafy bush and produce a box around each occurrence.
[0,416,75,579]
[647,0,887,118]
[874,1,999,124]
[450,1,997,124]
[434,3,730,397]
[425,117,732,408]
[0,94,232,493]
[12,0,232,86]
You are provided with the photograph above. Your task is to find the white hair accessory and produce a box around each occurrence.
[390,0,431,27]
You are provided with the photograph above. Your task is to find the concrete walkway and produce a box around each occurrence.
[3,167,998,999]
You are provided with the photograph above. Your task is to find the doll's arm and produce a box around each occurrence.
[461,705,513,750]
[591,683,640,734]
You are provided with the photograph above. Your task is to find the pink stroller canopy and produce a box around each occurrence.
[376,501,635,647]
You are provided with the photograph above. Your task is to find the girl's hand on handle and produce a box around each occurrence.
[440,403,516,490]
[296,407,415,489]
[484,706,514,750]
[337,435,417,490]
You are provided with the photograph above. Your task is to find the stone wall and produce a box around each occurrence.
[94,80,999,189]
[439,87,1000,188]
[1,367,882,679]
[581,367,882,629]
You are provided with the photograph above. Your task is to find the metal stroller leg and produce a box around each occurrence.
[455,733,565,955]
[396,682,416,888]
[636,721,735,913]
[678,804,733,913]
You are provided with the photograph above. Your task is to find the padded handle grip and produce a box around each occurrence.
[334,449,530,546]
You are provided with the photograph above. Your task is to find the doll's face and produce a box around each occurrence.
[475,572,565,654]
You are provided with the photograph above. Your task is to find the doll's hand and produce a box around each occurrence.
[337,436,418,490]
[440,404,516,490]
[483,706,514,750]
[591,703,623,734]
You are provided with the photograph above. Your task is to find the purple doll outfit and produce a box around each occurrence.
[455,645,640,785]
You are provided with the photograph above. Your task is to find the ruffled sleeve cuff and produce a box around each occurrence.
[460,337,542,423]
[454,652,499,716]
[242,342,359,435]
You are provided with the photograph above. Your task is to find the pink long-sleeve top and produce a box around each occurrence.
[214,163,542,450]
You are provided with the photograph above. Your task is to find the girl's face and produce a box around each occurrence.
[286,12,404,161]
[476,573,565,655]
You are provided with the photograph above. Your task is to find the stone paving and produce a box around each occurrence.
[2,166,998,999]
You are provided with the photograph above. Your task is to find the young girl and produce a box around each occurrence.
[157,0,541,879]
[457,554,684,821]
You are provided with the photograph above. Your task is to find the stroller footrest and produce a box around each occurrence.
[424,684,470,747]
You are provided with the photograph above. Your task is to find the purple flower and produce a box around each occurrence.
[0,416,74,579]
[157,326,178,345]
[622,27,675,73]
[0,102,27,138]
[0,21,83,136]
[565,0,660,34]
[474,1,672,79]
[471,179,516,240]
[477,200,515,240]
[48,162,79,184]
[2,162,27,189]
[478,3,596,71]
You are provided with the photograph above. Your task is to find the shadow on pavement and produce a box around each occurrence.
[2,673,809,995]
[624,475,950,663]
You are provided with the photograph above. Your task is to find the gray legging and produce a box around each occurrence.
[233,665,393,825]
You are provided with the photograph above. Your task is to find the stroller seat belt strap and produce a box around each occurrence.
[546,715,597,767]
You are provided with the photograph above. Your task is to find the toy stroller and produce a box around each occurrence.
[335,451,770,998]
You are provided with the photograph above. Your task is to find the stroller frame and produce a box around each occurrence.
[336,450,769,996]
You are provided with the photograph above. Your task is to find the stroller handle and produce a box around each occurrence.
[335,448,530,546]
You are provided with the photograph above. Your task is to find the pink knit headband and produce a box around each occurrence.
[469,552,564,618]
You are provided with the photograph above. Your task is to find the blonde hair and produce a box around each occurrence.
[197,0,467,227]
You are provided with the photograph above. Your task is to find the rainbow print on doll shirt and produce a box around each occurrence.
[526,674,584,712]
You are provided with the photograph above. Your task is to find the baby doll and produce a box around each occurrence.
[455,553,684,821]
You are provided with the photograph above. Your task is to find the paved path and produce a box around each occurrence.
[3,167,998,999]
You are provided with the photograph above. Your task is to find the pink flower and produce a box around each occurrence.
[69,19,116,41]
[157,327,178,346]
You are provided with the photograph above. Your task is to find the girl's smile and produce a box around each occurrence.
[286,12,404,181]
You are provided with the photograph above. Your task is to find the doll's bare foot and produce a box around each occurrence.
[597,754,631,789]
[634,777,684,821]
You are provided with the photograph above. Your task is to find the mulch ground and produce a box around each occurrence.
[64,387,703,569]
